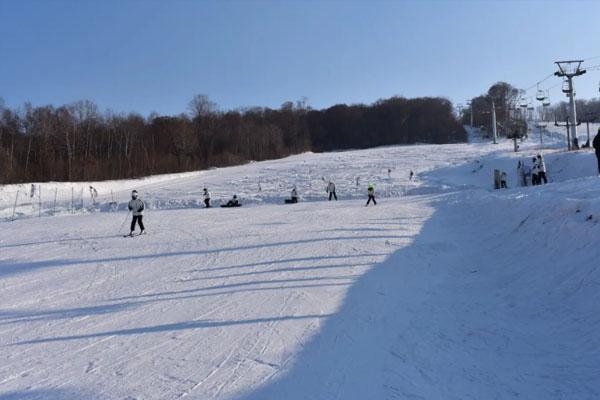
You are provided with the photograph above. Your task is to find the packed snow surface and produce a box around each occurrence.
[1,128,599,399]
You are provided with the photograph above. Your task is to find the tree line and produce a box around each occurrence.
[0,95,466,184]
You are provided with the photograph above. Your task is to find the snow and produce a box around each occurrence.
[1,128,599,399]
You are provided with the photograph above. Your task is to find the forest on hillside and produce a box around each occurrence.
[0,95,466,184]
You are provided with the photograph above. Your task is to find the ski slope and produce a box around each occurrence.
[1,129,599,399]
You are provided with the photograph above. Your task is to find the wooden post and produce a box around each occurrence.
[11,190,19,221]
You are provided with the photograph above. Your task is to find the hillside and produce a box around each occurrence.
[1,129,599,399]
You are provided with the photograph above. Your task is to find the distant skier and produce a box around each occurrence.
[594,129,600,174]
[203,187,211,208]
[536,154,547,184]
[366,184,376,206]
[286,185,299,204]
[387,168,392,178]
[356,176,360,187]
[326,181,337,201]
[409,169,414,181]
[89,186,98,205]
[127,190,145,236]
[500,171,508,189]
[531,157,539,186]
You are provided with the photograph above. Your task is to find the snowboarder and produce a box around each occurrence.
[222,194,240,207]
[89,186,98,205]
[285,185,299,204]
[366,184,376,206]
[326,181,337,201]
[127,190,145,236]
[531,157,539,186]
[594,129,600,174]
[203,187,211,208]
[500,171,508,189]
[537,154,548,184]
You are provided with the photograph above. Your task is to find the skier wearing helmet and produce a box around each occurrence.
[127,190,145,236]
[366,184,376,206]
[203,187,211,208]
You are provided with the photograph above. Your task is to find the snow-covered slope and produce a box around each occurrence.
[1,130,599,399]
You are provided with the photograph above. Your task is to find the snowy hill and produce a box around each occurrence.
[1,129,599,399]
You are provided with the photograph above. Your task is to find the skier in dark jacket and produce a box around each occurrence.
[127,190,145,236]
[593,129,600,174]
[203,187,211,208]
[366,184,377,206]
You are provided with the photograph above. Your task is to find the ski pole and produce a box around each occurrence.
[118,210,131,233]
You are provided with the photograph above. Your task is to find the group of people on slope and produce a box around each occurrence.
[125,180,379,236]
[516,154,547,187]
[325,180,377,206]
[202,188,239,208]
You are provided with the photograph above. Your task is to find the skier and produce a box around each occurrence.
[326,181,337,201]
[366,184,376,206]
[203,187,211,208]
[127,190,145,236]
[89,186,98,205]
[409,169,414,181]
[594,129,600,174]
[531,157,539,186]
[387,168,391,178]
[500,171,508,189]
[537,154,548,184]
[291,185,298,203]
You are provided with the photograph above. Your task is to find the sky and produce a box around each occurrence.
[1,0,600,116]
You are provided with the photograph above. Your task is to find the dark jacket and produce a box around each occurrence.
[593,134,600,152]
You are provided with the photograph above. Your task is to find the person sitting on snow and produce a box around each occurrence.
[203,187,211,208]
[226,194,240,207]
[366,184,377,206]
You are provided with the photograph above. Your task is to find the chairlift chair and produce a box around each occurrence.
[536,88,546,101]
[562,79,570,93]
[520,98,528,108]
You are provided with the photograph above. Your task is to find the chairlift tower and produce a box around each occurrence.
[554,60,586,150]
[491,100,498,144]
[466,100,473,128]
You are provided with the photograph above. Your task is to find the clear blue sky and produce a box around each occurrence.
[1,0,599,116]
